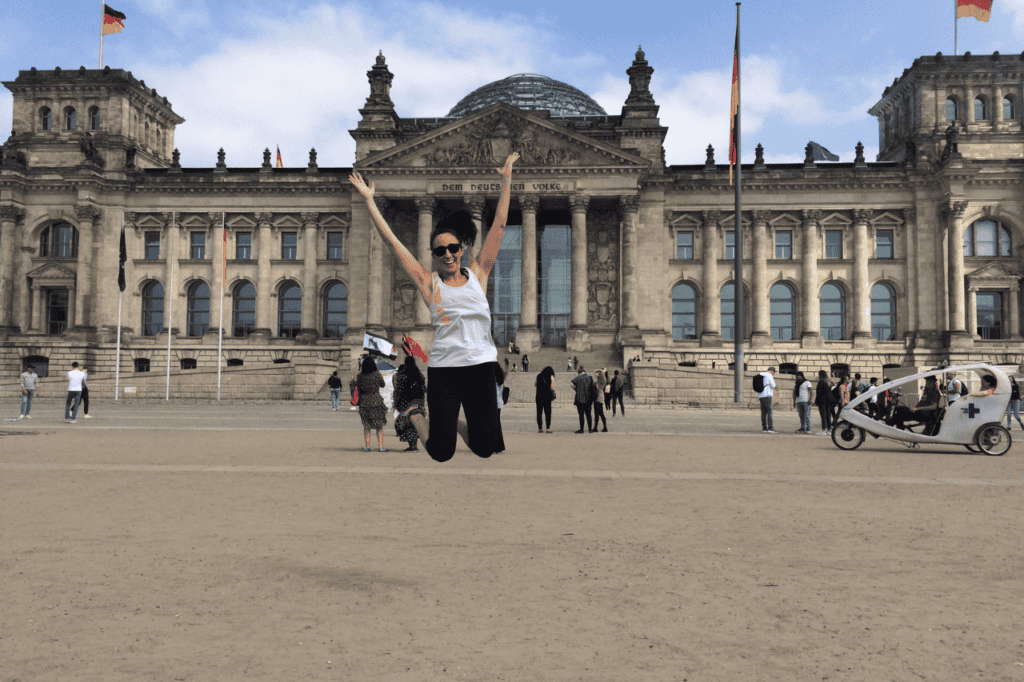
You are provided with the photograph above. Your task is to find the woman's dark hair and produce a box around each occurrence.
[494,362,506,385]
[361,356,377,374]
[536,366,555,387]
[818,370,829,382]
[430,211,477,250]
[983,374,997,387]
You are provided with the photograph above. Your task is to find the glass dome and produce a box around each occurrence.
[446,73,607,118]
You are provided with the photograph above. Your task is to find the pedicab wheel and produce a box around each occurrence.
[964,443,982,453]
[974,423,1011,456]
[831,420,865,450]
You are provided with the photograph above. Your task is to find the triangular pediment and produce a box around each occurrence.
[358,104,650,171]
[27,261,77,281]
[319,214,349,228]
[967,261,1022,281]
[180,214,212,229]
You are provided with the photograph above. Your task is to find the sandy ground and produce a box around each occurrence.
[2,402,1024,681]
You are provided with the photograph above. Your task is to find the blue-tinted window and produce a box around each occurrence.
[672,283,697,340]
[676,231,694,260]
[775,230,792,259]
[876,230,894,259]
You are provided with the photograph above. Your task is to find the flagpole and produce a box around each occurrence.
[733,2,744,404]
[99,0,106,68]
[217,213,226,401]
[955,0,959,56]
[166,261,174,401]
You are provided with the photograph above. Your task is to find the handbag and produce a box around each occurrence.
[350,387,359,406]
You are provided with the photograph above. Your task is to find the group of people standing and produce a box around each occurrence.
[17,361,91,423]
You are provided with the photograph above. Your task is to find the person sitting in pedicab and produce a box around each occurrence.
[887,375,943,432]
[968,373,998,397]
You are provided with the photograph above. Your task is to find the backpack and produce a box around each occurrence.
[752,373,765,393]
[961,380,969,397]
[832,383,842,404]
[587,377,599,404]
[947,378,968,397]
[502,386,511,404]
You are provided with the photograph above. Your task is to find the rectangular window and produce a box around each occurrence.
[145,232,160,260]
[281,232,297,260]
[236,232,251,260]
[876,229,894,259]
[675,231,694,260]
[775,230,792,259]
[976,291,1004,339]
[825,230,843,259]
[725,231,735,260]
[190,232,206,260]
[327,232,344,260]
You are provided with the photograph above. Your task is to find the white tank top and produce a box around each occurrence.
[429,268,498,368]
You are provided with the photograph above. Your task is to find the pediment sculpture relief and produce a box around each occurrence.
[423,117,580,168]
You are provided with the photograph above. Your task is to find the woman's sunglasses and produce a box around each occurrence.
[432,243,463,258]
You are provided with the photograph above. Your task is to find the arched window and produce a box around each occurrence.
[141,281,164,336]
[323,282,348,338]
[946,97,958,121]
[964,219,1011,257]
[40,106,52,131]
[232,282,256,337]
[39,223,79,258]
[975,96,988,121]
[820,283,846,340]
[871,283,897,341]
[770,283,796,340]
[278,282,302,338]
[671,283,697,340]
[720,281,747,341]
[186,281,210,337]
[1004,96,1015,121]
[64,107,77,130]
[88,106,100,130]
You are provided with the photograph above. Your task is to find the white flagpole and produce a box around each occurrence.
[166,261,174,401]
[217,213,225,401]
[115,290,122,400]
[99,0,105,68]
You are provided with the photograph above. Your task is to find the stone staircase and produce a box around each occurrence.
[497,347,627,406]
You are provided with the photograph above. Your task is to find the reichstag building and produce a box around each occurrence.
[1,48,1022,382]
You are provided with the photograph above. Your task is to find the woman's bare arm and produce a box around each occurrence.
[471,153,519,287]
[349,172,432,305]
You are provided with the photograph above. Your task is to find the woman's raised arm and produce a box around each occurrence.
[350,172,432,305]
[472,153,519,286]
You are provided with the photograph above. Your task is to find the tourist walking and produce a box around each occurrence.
[522,354,529,373]
[814,370,834,434]
[327,371,343,410]
[611,369,626,415]
[535,366,555,433]
[350,152,519,462]
[393,356,426,451]
[80,367,90,418]
[566,357,573,372]
[356,356,389,452]
[756,367,776,433]
[602,367,613,411]
[64,361,86,423]
[493,363,507,453]
[1007,375,1024,430]
[570,368,596,433]
[19,364,40,419]
[592,369,608,432]
[866,377,880,418]
[793,371,812,433]
[348,373,359,410]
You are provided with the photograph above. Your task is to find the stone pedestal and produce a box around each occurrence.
[514,325,541,353]
[852,332,876,349]
[944,330,974,348]
[566,327,591,353]
[801,332,824,348]
[750,332,773,348]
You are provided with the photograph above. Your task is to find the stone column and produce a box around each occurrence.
[966,83,975,124]
[366,202,385,334]
[16,247,32,331]
[0,206,25,331]
[300,212,319,336]
[801,209,822,345]
[995,86,1004,123]
[30,284,42,332]
[66,284,76,333]
[700,210,722,344]
[73,204,101,329]
[517,195,540,351]
[255,211,273,335]
[945,201,970,345]
[904,208,918,337]
[465,196,485,265]
[852,208,873,345]
[1009,284,1021,339]
[162,212,177,335]
[567,194,591,353]
[966,286,978,338]
[619,195,640,334]
[414,197,434,329]
[750,210,770,347]
[208,212,225,335]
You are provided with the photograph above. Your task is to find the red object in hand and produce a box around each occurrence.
[350,387,359,406]
[403,335,429,364]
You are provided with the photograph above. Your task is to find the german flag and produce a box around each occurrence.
[957,0,993,22]
[103,5,126,35]
[728,20,739,185]
[275,146,284,168]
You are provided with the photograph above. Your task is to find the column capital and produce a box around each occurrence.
[942,200,969,221]
[0,205,25,224]
[852,208,872,224]
[255,212,273,228]
[701,209,721,226]
[300,212,319,227]
[414,196,436,214]
[207,212,225,226]
[123,211,138,228]
[968,284,980,293]
[801,209,821,226]
[570,194,590,214]
[904,207,916,223]
[750,210,769,224]
[518,195,540,213]
[75,204,102,223]
[618,195,640,215]
[663,210,675,226]
[464,196,485,218]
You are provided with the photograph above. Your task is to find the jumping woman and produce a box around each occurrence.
[349,152,520,462]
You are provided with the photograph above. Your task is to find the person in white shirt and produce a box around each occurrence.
[758,367,777,433]
[65,362,87,423]
[946,374,964,404]
[793,371,813,433]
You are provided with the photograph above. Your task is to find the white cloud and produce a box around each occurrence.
[132,0,212,37]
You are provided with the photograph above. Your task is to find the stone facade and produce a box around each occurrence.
[3,50,1024,398]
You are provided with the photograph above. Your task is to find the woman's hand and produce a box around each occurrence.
[349,172,375,200]
[496,152,520,179]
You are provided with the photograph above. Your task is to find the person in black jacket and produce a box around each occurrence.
[535,366,555,433]
[327,371,343,410]
[393,357,426,451]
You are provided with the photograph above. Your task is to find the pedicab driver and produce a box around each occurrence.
[887,375,943,431]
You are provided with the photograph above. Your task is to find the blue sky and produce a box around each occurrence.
[2,0,1023,168]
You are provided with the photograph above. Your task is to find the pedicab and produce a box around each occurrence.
[830,363,1013,455]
